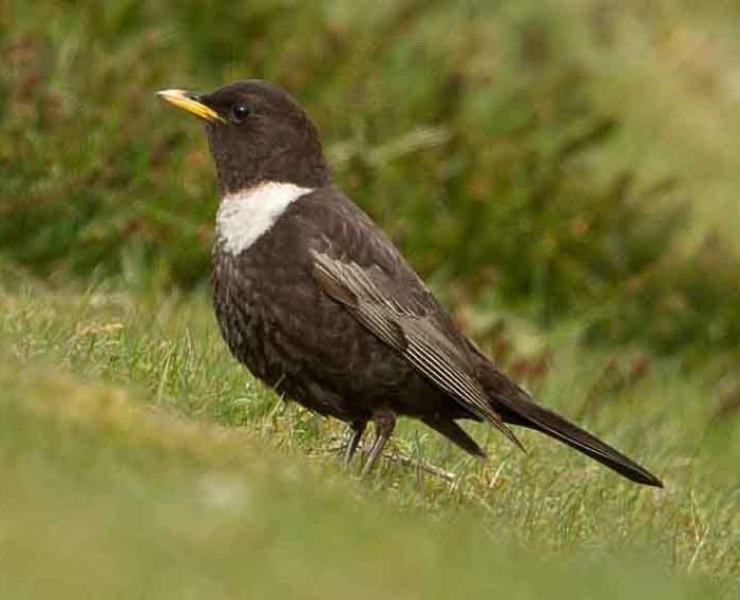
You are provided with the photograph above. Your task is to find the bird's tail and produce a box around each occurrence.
[479,368,663,487]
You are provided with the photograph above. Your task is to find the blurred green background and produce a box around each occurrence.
[1,0,739,598]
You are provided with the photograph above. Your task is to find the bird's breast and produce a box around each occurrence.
[211,231,440,419]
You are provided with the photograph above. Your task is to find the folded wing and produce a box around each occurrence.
[311,250,523,450]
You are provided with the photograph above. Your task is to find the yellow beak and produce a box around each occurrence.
[156,89,226,123]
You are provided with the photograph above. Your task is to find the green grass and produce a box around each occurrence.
[1,276,738,597]
[3,0,740,596]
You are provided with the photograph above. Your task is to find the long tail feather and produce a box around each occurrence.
[481,370,663,487]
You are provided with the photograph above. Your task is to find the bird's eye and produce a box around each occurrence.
[231,103,251,123]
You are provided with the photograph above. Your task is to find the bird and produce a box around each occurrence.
[157,80,662,487]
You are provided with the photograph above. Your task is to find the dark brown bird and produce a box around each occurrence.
[157,81,662,487]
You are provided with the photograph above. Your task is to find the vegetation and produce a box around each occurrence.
[1,0,739,597]
[3,0,740,359]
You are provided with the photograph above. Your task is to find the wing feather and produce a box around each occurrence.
[311,250,523,449]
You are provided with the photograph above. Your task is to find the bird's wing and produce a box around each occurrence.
[310,249,522,450]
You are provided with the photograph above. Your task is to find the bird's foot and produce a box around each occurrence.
[360,408,396,477]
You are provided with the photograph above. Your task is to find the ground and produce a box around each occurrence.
[0,279,737,598]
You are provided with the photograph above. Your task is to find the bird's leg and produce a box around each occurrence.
[360,408,396,477]
[343,421,367,466]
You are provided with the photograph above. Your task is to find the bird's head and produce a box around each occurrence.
[157,80,330,194]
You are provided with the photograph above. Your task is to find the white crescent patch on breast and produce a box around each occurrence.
[216,182,314,255]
